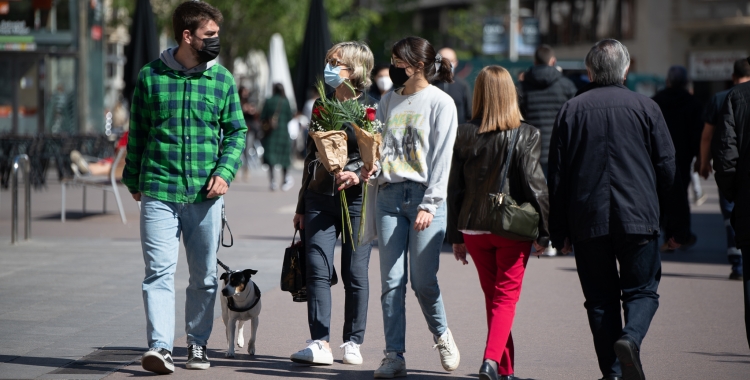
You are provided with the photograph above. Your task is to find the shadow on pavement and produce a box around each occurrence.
[0,347,146,376]
[688,351,750,365]
[556,267,731,281]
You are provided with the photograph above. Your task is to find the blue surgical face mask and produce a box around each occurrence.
[324,63,346,88]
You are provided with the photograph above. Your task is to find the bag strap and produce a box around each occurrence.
[291,228,299,245]
[498,128,520,192]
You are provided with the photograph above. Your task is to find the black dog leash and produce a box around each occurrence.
[217,203,234,273]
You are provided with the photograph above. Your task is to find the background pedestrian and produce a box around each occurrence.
[547,39,688,380]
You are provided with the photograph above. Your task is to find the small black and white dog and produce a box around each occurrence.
[219,269,261,358]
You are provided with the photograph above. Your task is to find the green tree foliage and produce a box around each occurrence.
[110,0,379,73]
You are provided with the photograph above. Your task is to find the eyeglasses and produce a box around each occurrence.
[326,58,350,70]
[390,57,410,68]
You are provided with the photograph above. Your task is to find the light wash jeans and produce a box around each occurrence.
[140,195,223,352]
[376,181,448,353]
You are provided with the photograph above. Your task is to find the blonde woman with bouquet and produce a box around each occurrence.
[290,41,378,366]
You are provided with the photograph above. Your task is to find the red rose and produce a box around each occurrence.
[366,107,376,122]
[313,106,324,118]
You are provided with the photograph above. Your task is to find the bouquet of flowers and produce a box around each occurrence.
[308,80,355,245]
[328,89,383,245]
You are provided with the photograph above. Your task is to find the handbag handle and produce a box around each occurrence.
[498,128,520,193]
[291,228,299,245]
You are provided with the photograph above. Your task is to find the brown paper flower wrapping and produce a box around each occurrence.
[352,124,382,171]
[310,130,349,173]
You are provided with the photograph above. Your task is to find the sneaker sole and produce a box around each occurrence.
[185,362,210,370]
[290,357,333,365]
[613,339,644,380]
[343,356,363,365]
[374,369,407,378]
[141,355,174,374]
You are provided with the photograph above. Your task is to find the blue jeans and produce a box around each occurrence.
[719,191,742,273]
[376,181,448,353]
[140,195,223,352]
[574,234,661,378]
[304,189,372,344]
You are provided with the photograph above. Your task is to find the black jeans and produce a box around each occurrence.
[743,248,750,349]
[303,188,372,344]
[574,234,661,378]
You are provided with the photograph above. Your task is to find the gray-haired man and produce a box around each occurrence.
[548,39,689,380]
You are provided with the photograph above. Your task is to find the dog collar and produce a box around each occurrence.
[227,282,261,312]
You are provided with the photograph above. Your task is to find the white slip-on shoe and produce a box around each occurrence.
[340,341,363,365]
[290,340,333,365]
[374,351,406,378]
[433,328,460,371]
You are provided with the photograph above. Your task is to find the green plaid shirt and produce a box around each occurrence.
[123,60,247,203]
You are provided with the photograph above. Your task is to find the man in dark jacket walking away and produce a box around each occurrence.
[548,39,688,380]
[518,44,577,175]
[652,66,702,252]
[712,62,750,348]
[519,45,577,257]
[700,59,750,280]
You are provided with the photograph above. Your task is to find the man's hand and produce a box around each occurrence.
[414,210,434,231]
[533,241,544,252]
[699,161,713,180]
[453,243,468,265]
[131,192,142,201]
[207,176,229,198]
[293,213,305,230]
[560,238,573,255]
[361,164,378,183]
[667,237,681,250]
[336,171,360,191]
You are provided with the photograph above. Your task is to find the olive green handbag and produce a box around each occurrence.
[488,128,540,241]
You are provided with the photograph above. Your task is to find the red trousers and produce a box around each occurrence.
[463,233,531,376]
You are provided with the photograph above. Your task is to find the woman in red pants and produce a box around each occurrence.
[446,66,550,380]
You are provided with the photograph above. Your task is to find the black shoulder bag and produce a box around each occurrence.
[488,128,540,241]
[280,228,338,302]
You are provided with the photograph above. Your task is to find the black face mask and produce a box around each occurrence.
[191,35,221,63]
[389,64,411,89]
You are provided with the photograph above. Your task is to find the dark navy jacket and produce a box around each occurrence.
[547,83,689,248]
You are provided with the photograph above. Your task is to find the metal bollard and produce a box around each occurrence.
[11,154,31,244]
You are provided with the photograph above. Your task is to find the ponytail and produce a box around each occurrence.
[434,54,454,83]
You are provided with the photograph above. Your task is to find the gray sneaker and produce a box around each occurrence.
[374,351,406,378]
[186,344,210,370]
[141,348,174,374]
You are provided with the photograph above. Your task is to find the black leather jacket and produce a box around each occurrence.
[295,93,377,214]
[447,121,550,246]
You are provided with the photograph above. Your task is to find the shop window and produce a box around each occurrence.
[535,0,635,46]
[1,0,71,33]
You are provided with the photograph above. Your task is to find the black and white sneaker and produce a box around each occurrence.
[141,348,174,374]
[186,344,210,370]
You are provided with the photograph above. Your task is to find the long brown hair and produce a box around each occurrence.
[471,66,522,133]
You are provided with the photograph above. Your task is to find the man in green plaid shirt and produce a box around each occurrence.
[123,1,246,374]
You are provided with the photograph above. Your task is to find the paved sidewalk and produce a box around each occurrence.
[0,171,748,379]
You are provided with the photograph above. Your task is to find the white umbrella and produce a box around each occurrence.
[246,50,270,109]
[267,33,297,112]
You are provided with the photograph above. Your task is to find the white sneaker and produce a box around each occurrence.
[433,328,460,371]
[374,351,406,378]
[290,340,333,365]
[340,341,363,365]
[541,246,558,257]
[281,175,295,192]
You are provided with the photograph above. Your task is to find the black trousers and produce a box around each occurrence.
[303,189,372,344]
[743,248,750,349]
[574,234,661,378]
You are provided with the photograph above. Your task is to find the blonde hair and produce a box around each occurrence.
[472,66,522,133]
[326,41,375,90]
